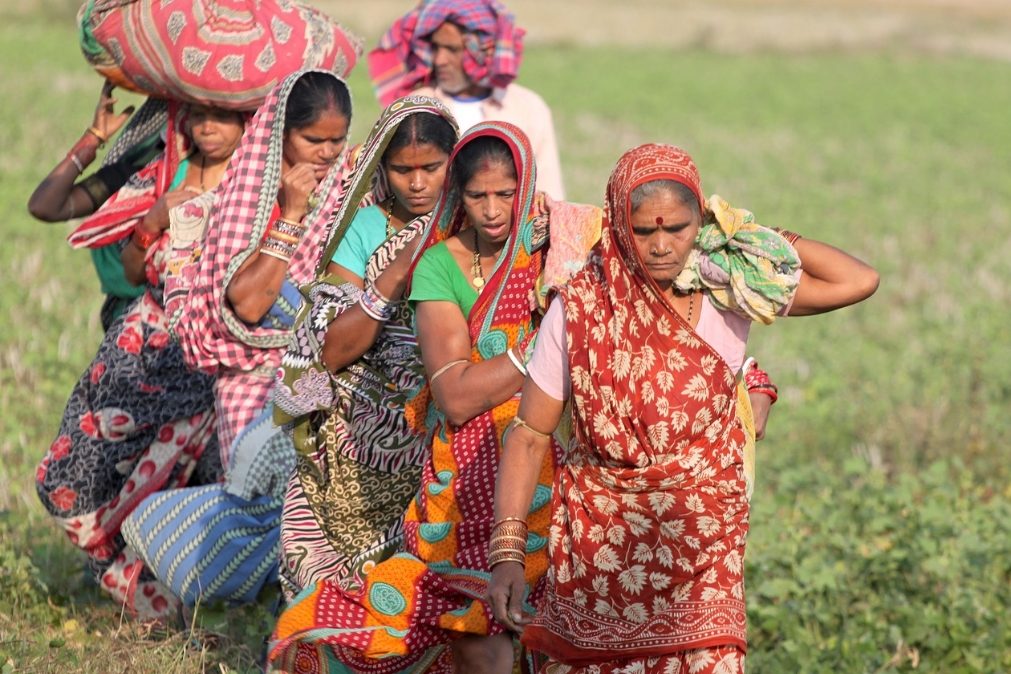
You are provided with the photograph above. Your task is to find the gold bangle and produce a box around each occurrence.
[493,516,527,527]
[87,126,108,145]
[488,552,526,569]
[489,553,529,565]
[276,216,306,229]
[491,522,528,536]
[430,359,468,384]
[490,534,528,545]
[259,247,292,263]
[267,230,300,245]
[510,416,552,440]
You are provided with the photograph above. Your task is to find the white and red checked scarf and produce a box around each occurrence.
[523,145,751,665]
[67,102,187,250]
[170,70,352,377]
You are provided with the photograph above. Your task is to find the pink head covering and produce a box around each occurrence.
[368,0,525,106]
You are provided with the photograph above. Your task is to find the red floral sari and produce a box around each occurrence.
[522,145,749,672]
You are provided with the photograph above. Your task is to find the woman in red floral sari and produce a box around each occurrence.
[487,143,879,673]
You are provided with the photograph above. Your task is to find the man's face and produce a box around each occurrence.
[429,22,476,96]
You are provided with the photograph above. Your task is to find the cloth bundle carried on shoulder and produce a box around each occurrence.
[77,0,362,110]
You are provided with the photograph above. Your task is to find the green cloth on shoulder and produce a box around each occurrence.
[409,241,478,318]
[330,205,388,279]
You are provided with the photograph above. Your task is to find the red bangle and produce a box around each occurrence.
[748,386,778,404]
[744,363,778,404]
[773,227,802,245]
[131,227,160,250]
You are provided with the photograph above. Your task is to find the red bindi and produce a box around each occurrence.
[655,216,664,225]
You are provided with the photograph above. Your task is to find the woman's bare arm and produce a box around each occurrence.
[28,81,135,222]
[226,164,317,324]
[487,377,564,631]
[788,238,880,316]
[415,299,527,426]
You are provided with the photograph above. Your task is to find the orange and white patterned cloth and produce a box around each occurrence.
[79,0,361,110]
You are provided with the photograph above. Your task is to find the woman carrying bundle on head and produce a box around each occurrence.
[273,95,459,598]
[122,70,355,611]
[35,99,247,619]
[487,143,879,673]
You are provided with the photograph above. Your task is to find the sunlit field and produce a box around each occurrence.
[1,1,1009,672]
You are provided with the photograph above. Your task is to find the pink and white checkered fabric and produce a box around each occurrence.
[171,70,352,377]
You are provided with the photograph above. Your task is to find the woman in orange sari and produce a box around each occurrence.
[487,143,879,672]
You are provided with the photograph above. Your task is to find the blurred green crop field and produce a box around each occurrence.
[2,4,1010,673]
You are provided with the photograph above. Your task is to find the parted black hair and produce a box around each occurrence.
[385,113,457,160]
[284,72,352,131]
[452,135,516,190]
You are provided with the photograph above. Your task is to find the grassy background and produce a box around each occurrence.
[2,1,1010,672]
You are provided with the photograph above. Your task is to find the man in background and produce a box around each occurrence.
[369,0,565,200]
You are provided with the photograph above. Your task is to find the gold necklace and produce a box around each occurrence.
[384,196,396,239]
[471,228,485,289]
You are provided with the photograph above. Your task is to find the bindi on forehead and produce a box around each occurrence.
[656,216,664,225]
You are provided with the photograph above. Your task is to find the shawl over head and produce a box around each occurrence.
[595,142,800,325]
[171,69,353,376]
[313,94,459,279]
[411,119,546,347]
[523,144,800,662]
[273,94,459,427]
[368,0,525,107]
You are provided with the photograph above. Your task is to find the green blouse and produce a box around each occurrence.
[409,241,479,319]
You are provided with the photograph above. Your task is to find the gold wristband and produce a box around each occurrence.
[87,126,108,145]
[267,230,301,245]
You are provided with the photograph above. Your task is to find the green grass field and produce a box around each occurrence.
[2,4,1010,673]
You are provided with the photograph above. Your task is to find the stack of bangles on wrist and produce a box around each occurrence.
[745,362,778,404]
[131,227,161,251]
[260,217,306,262]
[487,516,528,568]
[772,227,802,245]
[359,283,395,321]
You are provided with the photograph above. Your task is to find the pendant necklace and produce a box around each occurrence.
[384,196,396,239]
[471,228,486,289]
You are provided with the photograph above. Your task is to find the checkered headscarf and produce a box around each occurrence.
[172,69,353,375]
[368,0,524,106]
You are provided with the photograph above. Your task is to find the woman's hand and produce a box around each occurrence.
[140,188,199,234]
[487,561,532,633]
[279,163,320,223]
[92,80,135,142]
[748,390,773,440]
